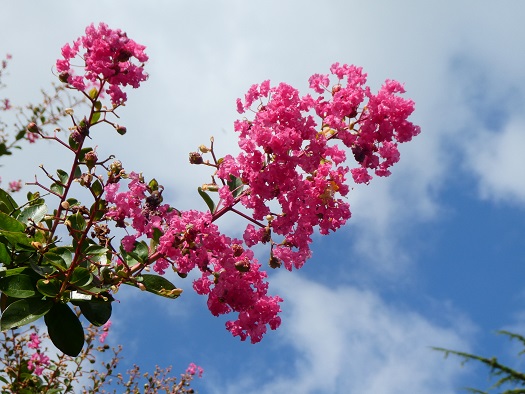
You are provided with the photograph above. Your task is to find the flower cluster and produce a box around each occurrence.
[26,332,50,376]
[186,363,204,378]
[104,172,282,343]
[215,63,420,270]
[56,23,148,105]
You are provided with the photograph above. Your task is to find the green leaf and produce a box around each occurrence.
[91,111,101,125]
[50,182,64,196]
[134,241,149,262]
[68,213,86,233]
[91,179,103,197]
[0,274,37,298]
[57,169,69,184]
[75,298,112,326]
[198,187,215,213]
[1,299,53,330]
[70,267,92,287]
[138,274,181,299]
[68,134,79,150]
[90,199,107,222]
[0,211,25,232]
[44,303,84,356]
[0,243,10,265]
[16,203,47,226]
[0,188,17,213]
[43,252,67,271]
[227,175,244,198]
[36,278,61,298]
[0,231,33,247]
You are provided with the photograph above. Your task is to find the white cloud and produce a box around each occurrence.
[464,117,525,205]
[210,273,474,394]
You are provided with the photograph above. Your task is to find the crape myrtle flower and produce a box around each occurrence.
[56,22,148,105]
[218,63,420,270]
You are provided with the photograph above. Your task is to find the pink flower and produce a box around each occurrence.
[56,23,148,105]
[27,333,41,349]
[186,363,204,378]
[99,320,112,343]
[28,352,50,376]
[8,180,22,192]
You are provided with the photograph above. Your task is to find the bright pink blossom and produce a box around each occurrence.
[28,352,50,376]
[56,23,148,105]
[186,363,204,378]
[99,320,112,343]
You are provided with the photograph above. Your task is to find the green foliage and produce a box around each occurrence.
[435,331,525,393]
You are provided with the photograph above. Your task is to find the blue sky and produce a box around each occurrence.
[2,1,525,393]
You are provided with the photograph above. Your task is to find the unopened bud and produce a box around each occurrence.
[27,122,39,133]
[61,201,70,210]
[269,256,281,269]
[58,72,70,83]
[201,183,219,192]
[84,150,98,170]
[332,84,341,95]
[65,108,74,115]
[199,144,211,153]
[189,152,204,165]
[31,241,43,250]
[115,124,127,135]
[235,259,250,272]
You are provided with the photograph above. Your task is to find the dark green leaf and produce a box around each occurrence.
[0,211,25,232]
[49,246,74,267]
[36,278,61,298]
[1,298,53,330]
[68,135,79,150]
[198,187,215,213]
[71,267,92,287]
[90,199,106,222]
[57,169,69,184]
[50,182,65,196]
[44,303,84,356]
[0,274,37,298]
[91,179,103,197]
[75,298,112,326]
[68,213,86,233]
[134,241,149,262]
[16,203,47,225]
[74,166,82,180]
[0,231,32,247]
[138,274,181,299]
[0,188,17,213]
[91,110,101,125]
[0,243,10,265]
[227,175,244,198]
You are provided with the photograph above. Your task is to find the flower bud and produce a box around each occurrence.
[58,72,70,83]
[189,152,204,165]
[115,124,127,135]
[61,201,70,210]
[84,150,98,170]
[199,144,211,153]
[269,256,281,269]
[65,108,74,115]
[235,258,250,272]
[27,122,39,134]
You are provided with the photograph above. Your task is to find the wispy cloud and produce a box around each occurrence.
[209,272,474,394]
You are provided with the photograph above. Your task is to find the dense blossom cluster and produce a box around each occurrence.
[216,63,420,270]
[50,24,420,345]
[105,173,282,342]
[26,332,50,376]
[56,23,148,105]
